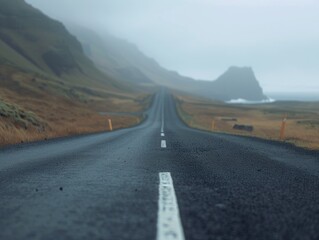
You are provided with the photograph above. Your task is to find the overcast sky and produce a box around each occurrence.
[26,0,319,93]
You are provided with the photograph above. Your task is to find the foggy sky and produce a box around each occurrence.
[26,0,319,93]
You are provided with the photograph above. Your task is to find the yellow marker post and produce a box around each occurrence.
[108,119,113,131]
[279,115,287,140]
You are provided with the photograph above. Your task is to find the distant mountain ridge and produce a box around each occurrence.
[66,24,191,87]
[67,24,268,101]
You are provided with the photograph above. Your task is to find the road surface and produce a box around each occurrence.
[0,90,319,240]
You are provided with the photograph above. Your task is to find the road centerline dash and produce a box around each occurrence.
[161,97,165,133]
[161,140,167,148]
[157,172,185,240]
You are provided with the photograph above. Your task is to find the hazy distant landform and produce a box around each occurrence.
[67,24,268,102]
[0,0,270,104]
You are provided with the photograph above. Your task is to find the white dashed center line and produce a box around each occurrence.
[161,97,165,133]
[161,99,166,146]
[157,172,185,240]
[161,140,167,148]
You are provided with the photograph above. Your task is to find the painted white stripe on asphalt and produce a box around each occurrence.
[157,172,185,240]
[161,140,167,148]
[161,98,165,133]
[161,133,165,137]
[161,119,164,133]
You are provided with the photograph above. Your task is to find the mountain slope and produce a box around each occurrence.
[0,0,151,146]
[67,25,267,101]
[67,24,195,88]
[0,0,131,92]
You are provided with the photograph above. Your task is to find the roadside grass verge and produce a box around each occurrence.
[174,93,319,150]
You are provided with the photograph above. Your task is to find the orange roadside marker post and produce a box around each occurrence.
[279,115,287,140]
[108,119,113,131]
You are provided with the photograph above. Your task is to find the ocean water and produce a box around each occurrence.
[266,92,319,102]
[226,92,319,104]
[226,98,275,104]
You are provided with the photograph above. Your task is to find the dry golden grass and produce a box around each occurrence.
[0,114,141,146]
[175,93,319,150]
[0,65,150,146]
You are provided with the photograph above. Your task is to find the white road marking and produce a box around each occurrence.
[161,133,165,137]
[161,140,167,148]
[157,172,185,240]
[161,98,165,133]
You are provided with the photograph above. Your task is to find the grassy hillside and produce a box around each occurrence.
[0,63,152,146]
[0,0,152,146]
[0,0,135,90]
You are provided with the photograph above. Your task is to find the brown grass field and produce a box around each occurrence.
[174,92,319,150]
[0,65,152,146]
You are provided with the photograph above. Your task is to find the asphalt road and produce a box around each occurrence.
[0,90,319,240]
